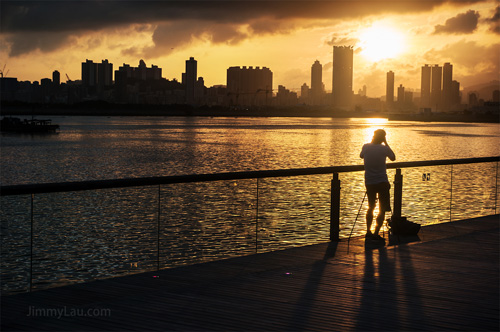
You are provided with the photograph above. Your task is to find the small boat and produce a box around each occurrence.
[1,117,60,133]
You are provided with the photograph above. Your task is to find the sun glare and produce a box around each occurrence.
[359,24,406,62]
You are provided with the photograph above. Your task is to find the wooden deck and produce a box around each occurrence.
[2,214,499,331]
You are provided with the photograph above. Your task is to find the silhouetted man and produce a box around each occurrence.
[360,129,396,243]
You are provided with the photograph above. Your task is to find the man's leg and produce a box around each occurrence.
[373,209,385,235]
[366,186,377,236]
[366,205,374,234]
[374,182,391,236]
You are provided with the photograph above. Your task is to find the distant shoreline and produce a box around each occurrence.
[1,102,498,123]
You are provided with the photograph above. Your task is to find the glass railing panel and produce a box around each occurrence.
[0,195,32,294]
[399,165,452,226]
[497,162,500,214]
[451,162,499,221]
[257,174,331,252]
[338,171,366,238]
[159,179,256,269]
[30,187,158,292]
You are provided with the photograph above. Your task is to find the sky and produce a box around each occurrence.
[1,0,499,98]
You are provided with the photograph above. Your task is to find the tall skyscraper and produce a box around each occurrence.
[420,65,431,108]
[397,84,405,104]
[311,60,323,105]
[185,57,197,104]
[97,59,113,88]
[431,64,442,110]
[452,80,461,106]
[52,70,60,86]
[386,71,394,105]
[332,46,353,109]
[301,83,309,100]
[82,59,97,87]
[442,62,453,111]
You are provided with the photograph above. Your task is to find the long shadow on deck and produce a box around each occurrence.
[287,242,338,331]
[354,246,431,331]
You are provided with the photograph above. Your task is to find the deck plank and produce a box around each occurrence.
[2,214,499,331]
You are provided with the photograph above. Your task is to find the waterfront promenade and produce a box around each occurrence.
[2,214,499,331]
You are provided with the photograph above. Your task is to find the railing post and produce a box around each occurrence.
[30,193,34,292]
[256,178,259,254]
[330,172,341,241]
[157,185,161,271]
[393,168,403,220]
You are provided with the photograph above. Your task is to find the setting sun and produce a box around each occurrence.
[359,24,406,62]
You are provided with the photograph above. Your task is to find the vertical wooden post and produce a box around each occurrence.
[393,168,403,220]
[330,172,341,241]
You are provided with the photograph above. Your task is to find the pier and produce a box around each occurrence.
[1,157,500,331]
[1,215,500,331]
[2,214,499,331]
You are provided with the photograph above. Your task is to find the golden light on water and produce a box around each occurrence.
[361,118,389,145]
[365,118,389,125]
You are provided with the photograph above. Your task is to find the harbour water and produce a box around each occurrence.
[1,116,499,293]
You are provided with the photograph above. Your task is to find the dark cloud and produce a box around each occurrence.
[0,0,487,56]
[4,31,73,57]
[485,6,500,34]
[433,10,480,34]
[326,36,359,47]
[3,1,485,33]
[140,20,249,58]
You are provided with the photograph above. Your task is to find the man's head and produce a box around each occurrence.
[372,129,386,144]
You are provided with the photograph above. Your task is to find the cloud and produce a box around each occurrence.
[1,0,486,56]
[423,39,499,86]
[326,36,359,47]
[2,31,73,57]
[141,21,249,58]
[485,5,500,34]
[433,10,480,34]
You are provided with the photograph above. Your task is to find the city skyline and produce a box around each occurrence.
[1,0,499,97]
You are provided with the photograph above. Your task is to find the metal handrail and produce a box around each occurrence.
[1,156,498,294]
[1,156,499,196]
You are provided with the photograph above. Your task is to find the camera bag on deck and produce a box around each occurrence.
[387,216,421,236]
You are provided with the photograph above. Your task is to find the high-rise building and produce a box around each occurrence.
[359,85,367,97]
[97,59,113,88]
[397,84,405,104]
[431,64,442,110]
[405,91,413,104]
[52,70,60,86]
[116,60,161,82]
[493,90,500,103]
[468,92,478,106]
[332,46,353,109]
[311,60,323,105]
[82,59,114,94]
[226,66,272,106]
[185,57,197,104]
[82,59,97,87]
[386,71,394,105]
[195,77,205,103]
[114,60,163,103]
[442,62,453,111]
[420,65,431,108]
[301,83,309,100]
[452,80,461,106]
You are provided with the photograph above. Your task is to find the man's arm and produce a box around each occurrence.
[360,145,365,159]
[383,138,396,161]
